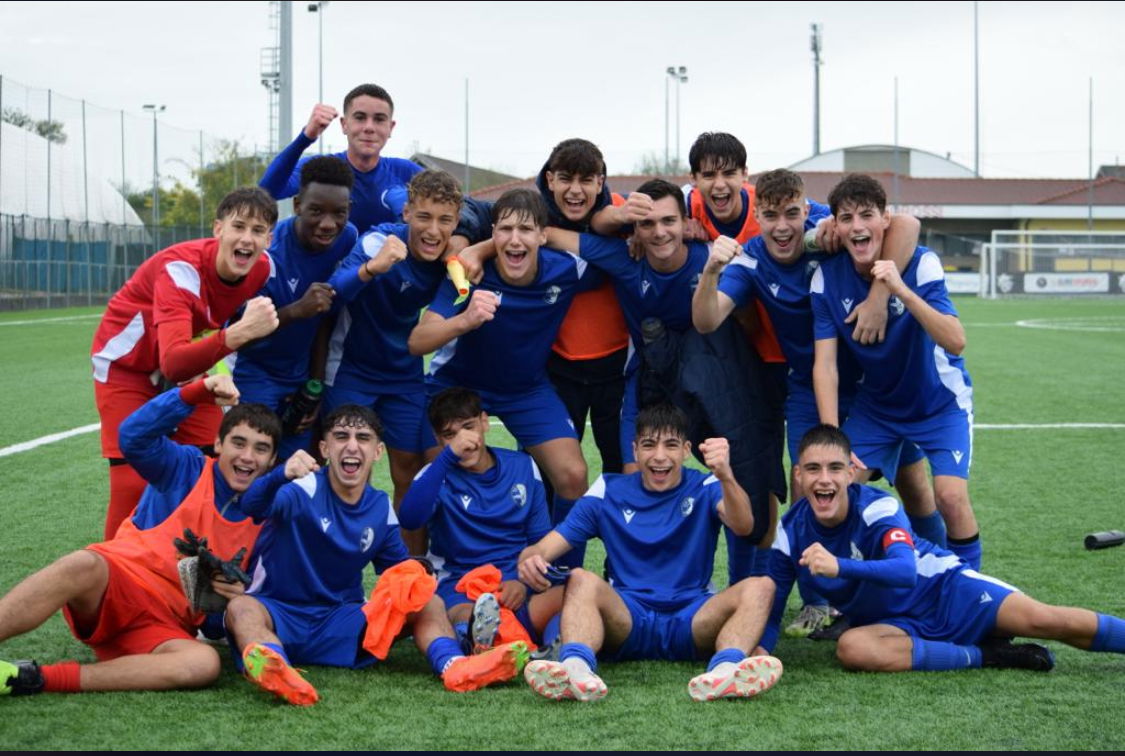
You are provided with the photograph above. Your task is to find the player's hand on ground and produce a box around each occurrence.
[303,103,338,140]
[291,282,335,320]
[871,260,908,298]
[845,294,888,344]
[284,449,320,479]
[203,374,240,406]
[226,296,279,348]
[461,290,498,330]
[499,579,528,611]
[705,235,741,274]
[799,542,840,577]
[366,235,408,277]
[683,217,709,241]
[517,552,552,593]
[815,216,842,252]
[698,437,733,480]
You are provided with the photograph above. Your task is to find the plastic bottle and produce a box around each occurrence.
[281,379,323,434]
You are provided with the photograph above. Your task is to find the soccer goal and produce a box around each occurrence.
[981,230,1125,297]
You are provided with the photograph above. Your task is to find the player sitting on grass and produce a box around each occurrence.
[1,375,285,697]
[517,403,782,702]
[761,424,1125,673]
[223,404,528,706]
[398,387,564,653]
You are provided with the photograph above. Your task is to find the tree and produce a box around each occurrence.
[1,107,67,144]
[633,151,687,177]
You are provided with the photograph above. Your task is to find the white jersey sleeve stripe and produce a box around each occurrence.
[861,496,900,526]
[165,260,202,298]
[809,265,825,294]
[585,475,606,499]
[773,524,792,557]
[294,472,319,498]
[916,251,945,286]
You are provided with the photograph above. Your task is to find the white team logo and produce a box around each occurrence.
[544,285,561,305]
[400,280,412,292]
[320,517,332,533]
[889,296,905,317]
[491,291,503,306]
[640,279,652,296]
[511,484,527,507]
[623,508,636,524]
[287,277,300,293]
[360,527,375,552]
[951,450,964,464]
[680,497,695,517]
[850,541,864,561]
[461,494,473,510]
[842,297,854,314]
[979,591,993,604]
[768,282,781,298]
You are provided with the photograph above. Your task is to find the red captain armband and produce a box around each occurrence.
[882,528,914,551]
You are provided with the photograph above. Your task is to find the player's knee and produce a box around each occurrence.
[172,643,222,688]
[934,483,970,513]
[736,576,773,607]
[553,461,589,500]
[56,550,108,591]
[564,568,603,597]
[835,631,874,670]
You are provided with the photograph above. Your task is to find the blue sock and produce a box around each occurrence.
[559,642,598,672]
[1092,614,1125,653]
[453,621,470,653]
[911,638,981,670]
[707,647,746,672]
[232,640,289,674]
[541,613,561,648]
[948,533,982,570]
[425,636,463,677]
[551,496,586,569]
[263,642,289,663]
[909,511,948,548]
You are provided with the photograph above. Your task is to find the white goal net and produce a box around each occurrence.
[981,230,1125,297]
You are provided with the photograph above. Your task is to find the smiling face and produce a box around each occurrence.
[835,200,891,275]
[492,208,545,286]
[794,442,855,527]
[214,422,276,493]
[293,182,352,253]
[635,195,688,272]
[692,158,748,223]
[213,210,272,282]
[545,170,604,224]
[403,196,459,262]
[320,418,383,500]
[341,95,395,167]
[755,194,809,265]
[633,428,690,493]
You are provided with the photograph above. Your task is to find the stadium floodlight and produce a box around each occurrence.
[665,66,688,174]
[308,1,330,154]
[142,104,166,240]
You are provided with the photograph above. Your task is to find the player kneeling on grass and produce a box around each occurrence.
[759,424,1125,673]
[517,403,782,702]
[398,387,565,655]
[1,375,281,697]
[224,404,528,706]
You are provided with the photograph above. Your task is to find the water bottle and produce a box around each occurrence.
[281,379,323,434]
[1084,530,1125,550]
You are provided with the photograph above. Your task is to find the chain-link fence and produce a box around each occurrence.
[0,74,269,311]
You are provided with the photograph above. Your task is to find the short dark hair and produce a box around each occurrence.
[427,387,484,433]
[635,402,689,441]
[688,132,747,175]
[755,169,805,208]
[215,187,278,227]
[408,169,463,208]
[299,155,354,193]
[797,423,852,460]
[219,403,281,453]
[634,179,685,217]
[546,138,606,178]
[827,173,887,216]
[492,188,548,229]
[321,404,384,440]
[343,83,393,115]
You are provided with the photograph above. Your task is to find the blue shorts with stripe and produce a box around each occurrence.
[883,568,1018,645]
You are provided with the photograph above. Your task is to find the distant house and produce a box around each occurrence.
[409,152,521,193]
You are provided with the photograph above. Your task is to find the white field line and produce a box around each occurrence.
[0,313,102,327]
[2,420,1122,460]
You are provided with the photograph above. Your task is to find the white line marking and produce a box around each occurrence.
[0,313,102,327]
[975,423,1125,430]
[0,423,101,458]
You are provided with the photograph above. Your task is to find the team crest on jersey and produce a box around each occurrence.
[842,297,854,314]
[460,494,472,510]
[360,527,375,552]
[320,517,332,533]
[680,496,695,517]
[544,285,561,305]
[511,484,527,507]
[768,282,781,298]
[850,541,864,561]
[622,508,636,524]
[889,296,905,317]
[640,279,652,296]
[400,280,412,292]
[287,277,300,293]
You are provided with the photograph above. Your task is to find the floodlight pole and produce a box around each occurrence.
[308,1,330,154]
[142,104,166,237]
[666,66,688,173]
[811,23,823,155]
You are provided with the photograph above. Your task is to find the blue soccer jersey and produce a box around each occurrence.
[427,248,590,395]
[259,133,422,233]
[243,469,409,606]
[557,468,724,609]
[326,224,446,393]
[401,446,551,582]
[811,247,973,421]
[231,217,357,387]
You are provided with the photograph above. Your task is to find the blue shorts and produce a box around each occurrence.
[325,385,436,454]
[232,373,312,460]
[883,568,1017,644]
[843,403,973,484]
[784,383,856,464]
[250,596,375,669]
[607,591,710,662]
[427,380,577,448]
[619,372,639,464]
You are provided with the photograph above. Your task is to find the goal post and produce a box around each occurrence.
[981,230,1125,297]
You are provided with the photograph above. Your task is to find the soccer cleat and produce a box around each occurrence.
[979,637,1055,672]
[524,659,608,702]
[529,634,562,662]
[470,592,501,653]
[809,610,850,642]
[0,659,45,697]
[242,644,319,706]
[688,655,783,702]
[784,604,833,638]
[443,641,529,692]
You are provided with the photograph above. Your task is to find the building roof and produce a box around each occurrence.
[409,153,521,193]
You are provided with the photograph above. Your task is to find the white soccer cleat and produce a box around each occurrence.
[470,592,501,653]
[524,659,608,702]
[688,655,783,702]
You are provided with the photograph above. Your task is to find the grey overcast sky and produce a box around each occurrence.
[2,0,1123,182]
